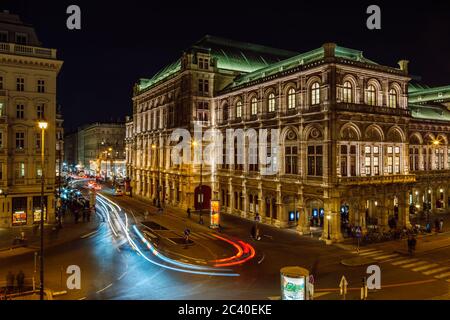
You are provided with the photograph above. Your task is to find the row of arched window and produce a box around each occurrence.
[221,81,401,120]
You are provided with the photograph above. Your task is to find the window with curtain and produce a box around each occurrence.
[311,82,320,105]
[287,88,296,109]
[388,88,398,108]
[366,84,376,106]
[236,101,242,118]
[343,81,353,103]
[251,97,258,115]
[268,93,276,112]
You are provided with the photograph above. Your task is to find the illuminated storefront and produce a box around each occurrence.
[12,197,27,226]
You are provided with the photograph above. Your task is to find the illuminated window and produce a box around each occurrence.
[343,81,353,103]
[388,89,397,108]
[287,88,296,109]
[311,82,320,105]
[387,146,400,174]
[409,146,419,171]
[268,93,276,112]
[236,101,242,118]
[251,97,258,115]
[15,162,25,179]
[0,102,4,116]
[366,85,376,106]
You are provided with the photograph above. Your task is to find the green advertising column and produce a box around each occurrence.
[280,266,311,300]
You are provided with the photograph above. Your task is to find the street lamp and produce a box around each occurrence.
[152,144,161,208]
[326,214,331,240]
[38,121,48,300]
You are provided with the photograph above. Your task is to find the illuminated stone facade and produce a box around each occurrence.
[0,11,63,227]
[127,36,450,242]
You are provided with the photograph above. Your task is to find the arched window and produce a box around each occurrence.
[311,82,320,105]
[251,97,258,115]
[366,85,376,106]
[343,81,353,103]
[287,88,296,109]
[388,89,398,108]
[223,103,229,121]
[236,101,242,118]
[268,93,276,112]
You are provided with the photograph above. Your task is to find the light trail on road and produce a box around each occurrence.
[96,193,241,277]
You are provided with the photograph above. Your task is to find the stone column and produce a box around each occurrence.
[228,178,233,214]
[276,183,284,227]
[242,181,248,219]
[398,191,412,228]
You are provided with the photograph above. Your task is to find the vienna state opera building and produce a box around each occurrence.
[125,36,450,242]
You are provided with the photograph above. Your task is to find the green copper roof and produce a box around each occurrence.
[137,36,299,93]
[226,45,379,89]
[408,85,450,103]
[138,59,181,92]
[409,103,450,121]
[193,35,299,73]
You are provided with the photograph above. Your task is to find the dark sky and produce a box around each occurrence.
[2,0,450,132]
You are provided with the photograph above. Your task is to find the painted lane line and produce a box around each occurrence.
[372,254,399,260]
[352,249,379,254]
[434,271,450,279]
[96,283,113,294]
[117,271,127,281]
[412,263,440,272]
[401,261,429,269]
[423,267,450,275]
[78,297,87,300]
[258,254,265,264]
[391,258,419,266]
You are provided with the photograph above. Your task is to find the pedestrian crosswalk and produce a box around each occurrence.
[351,248,450,282]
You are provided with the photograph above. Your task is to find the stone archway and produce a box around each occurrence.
[305,198,324,228]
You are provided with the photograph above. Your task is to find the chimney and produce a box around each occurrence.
[322,43,337,58]
[398,60,409,73]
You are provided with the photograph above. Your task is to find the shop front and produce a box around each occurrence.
[33,196,48,223]
[12,197,27,226]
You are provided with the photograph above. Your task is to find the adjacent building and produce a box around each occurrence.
[126,35,450,242]
[65,122,126,180]
[0,11,63,227]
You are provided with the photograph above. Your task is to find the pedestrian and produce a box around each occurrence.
[199,212,204,225]
[255,213,261,223]
[184,228,191,246]
[187,208,191,219]
[16,270,25,292]
[6,271,14,293]
[411,235,417,253]
[439,219,444,232]
[435,219,440,232]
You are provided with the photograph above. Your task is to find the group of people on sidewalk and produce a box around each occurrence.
[2,270,26,298]
[60,195,94,225]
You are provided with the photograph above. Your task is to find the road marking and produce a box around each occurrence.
[373,254,399,260]
[78,297,87,300]
[434,271,450,279]
[80,230,98,239]
[401,261,429,268]
[359,250,384,257]
[411,263,440,272]
[391,258,419,266]
[117,271,128,280]
[267,296,280,300]
[423,267,450,275]
[96,283,113,294]
[258,254,265,264]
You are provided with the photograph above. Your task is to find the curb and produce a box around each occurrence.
[341,256,375,267]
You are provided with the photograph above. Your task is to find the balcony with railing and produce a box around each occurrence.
[337,174,416,186]
[335,102,411,117]
[0,42,57,59]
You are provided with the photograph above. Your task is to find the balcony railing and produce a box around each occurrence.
[338,174,416,185]
[0,42,57,59]
[336,102,411,117]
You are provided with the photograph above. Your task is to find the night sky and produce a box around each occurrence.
[1,0,450,132]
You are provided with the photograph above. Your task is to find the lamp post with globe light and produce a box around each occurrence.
[38,121,48,300]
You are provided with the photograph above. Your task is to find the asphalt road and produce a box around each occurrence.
[1,186,449,300]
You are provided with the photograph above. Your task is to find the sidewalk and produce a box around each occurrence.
[0,212,101,260]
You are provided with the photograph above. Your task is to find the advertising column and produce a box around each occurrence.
[280,266,311,300]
